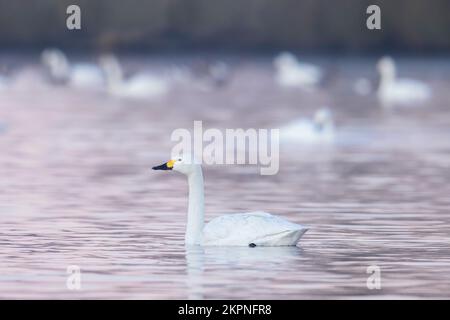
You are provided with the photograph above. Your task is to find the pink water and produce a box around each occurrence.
[1,54,450,299]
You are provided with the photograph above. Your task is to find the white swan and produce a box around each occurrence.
[274,52,322,89]
[280,108,335,144]
[152,156,308,246]
[99,54,168,99]
[41,48,104,87]
[377,56,431,107]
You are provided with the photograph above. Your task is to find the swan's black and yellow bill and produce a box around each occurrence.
[152,160,175,171]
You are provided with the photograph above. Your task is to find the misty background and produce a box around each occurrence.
[0,0,449,53]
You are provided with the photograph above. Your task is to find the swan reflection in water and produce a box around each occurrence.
[185,246,304,299]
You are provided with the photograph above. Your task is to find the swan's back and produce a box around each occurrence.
[126,74,168,97]
[280,119,334,144]
[70,64,104,87]
[274,53,322,88]
[379,78,430,104]
[202,211,308,246]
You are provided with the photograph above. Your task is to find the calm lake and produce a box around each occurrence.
[1,54,450,299]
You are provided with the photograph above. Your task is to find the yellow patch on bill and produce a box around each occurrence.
[167,160,175,168]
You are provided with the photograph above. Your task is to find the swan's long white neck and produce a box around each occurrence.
[379,63,397,91]
[101,57,124,90]
[186,168,205,245]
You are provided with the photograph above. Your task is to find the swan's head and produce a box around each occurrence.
[274,52,298,70]
[41,48,70,79]
[41,48,64,67]
[152,154,201,176]
[377,56,396,79]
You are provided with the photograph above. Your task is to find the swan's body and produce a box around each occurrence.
[99,54,168,99]
[41,48,104,87]
[377,56,431,107]
[280,108,335,144]
[203,212,307,246]
[153,157,308,246]
[69,64,104,87]
[274,52,322,89]
[110,73,168,99]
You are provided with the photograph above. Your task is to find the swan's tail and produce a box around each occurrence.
[254,227,309,246]
[293,227,308,245]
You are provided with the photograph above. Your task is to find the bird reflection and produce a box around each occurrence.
[185,245,304,299]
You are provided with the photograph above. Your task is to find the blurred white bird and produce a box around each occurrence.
[280,108,335,144]
[41,48,104,88]
[377,56,431,107]
[152,155,308,246]
[99,54,168,99]
[274,52,323,89]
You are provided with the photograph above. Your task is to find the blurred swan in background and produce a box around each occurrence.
[280,108,335,144]
[99,54,168,99]
[274,52,322,89]
[377,56,431,107]
[152,156,308,247]
[41,48,104,87]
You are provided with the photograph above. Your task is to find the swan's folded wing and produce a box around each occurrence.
[202,212,306,246]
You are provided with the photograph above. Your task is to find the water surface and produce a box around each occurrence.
[1,54,450,299]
